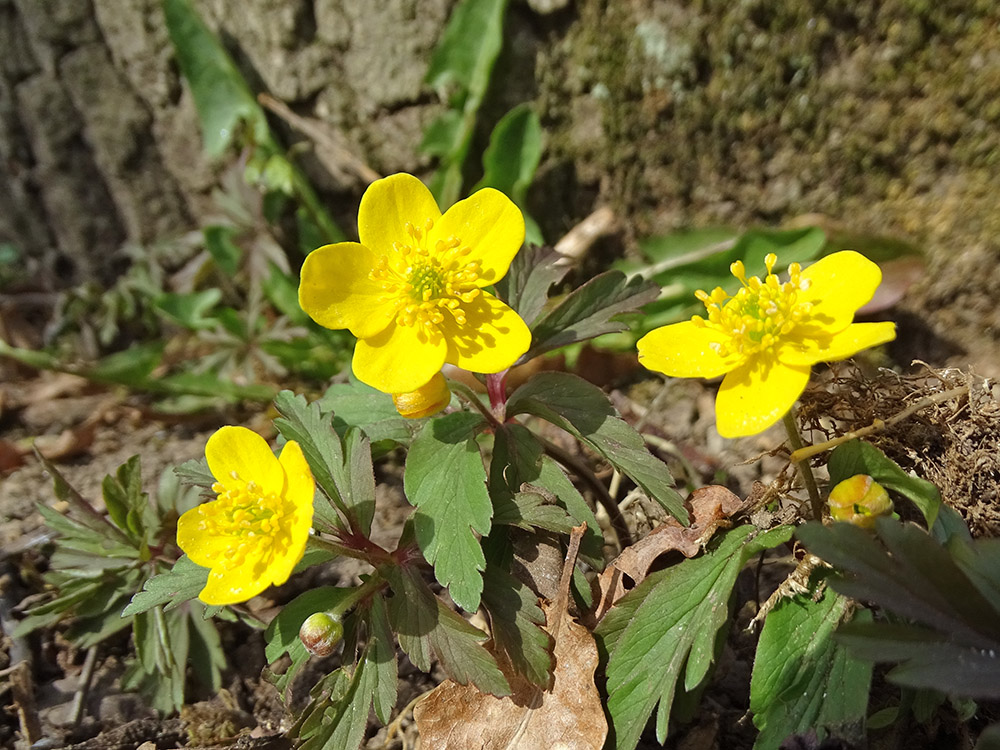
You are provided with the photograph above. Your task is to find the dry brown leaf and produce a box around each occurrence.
[596,485,744,618]
[415,526,608,750]
[0,438,26,473]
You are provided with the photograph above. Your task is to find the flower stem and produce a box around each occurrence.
[782,410,823,520]
[485,370,509,422]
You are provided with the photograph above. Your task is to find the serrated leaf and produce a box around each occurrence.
[272,390,349,530]
[507,372,686,522]
[597,524,793,749]
[187,602,225,693]
[796,519,1000,647]
[404,412,491,612]
[522,271,659,361]
[489,423,602,565]
[386,566,510,696]
[122,556,209,616]
[833,622,1000,699]
[163,0,272,157]
[494,244,569,327]
[368,594,398,724]
[481,564,552,686]
[174,457,215,494]
[102,456,157,545]
[828,440,942,529]
[750,591,873,749]
[321,380,416,451]
[298,650,377,750]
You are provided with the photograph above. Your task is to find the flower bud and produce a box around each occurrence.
[828,474,893,528]
[299,611,343,657]
[392,372,451,419]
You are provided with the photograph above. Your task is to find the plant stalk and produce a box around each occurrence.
[782,410,823,520]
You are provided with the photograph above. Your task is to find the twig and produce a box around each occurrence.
[553,206,618,264]
[790,384,970,463]
[70,645,99,727]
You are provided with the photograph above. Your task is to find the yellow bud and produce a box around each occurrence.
[392,372,451,419]
[828,474,893,528]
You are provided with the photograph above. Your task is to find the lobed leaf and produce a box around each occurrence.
[481,564,552,687]
[507,372,686,522]
[404,412,492,612]
[521,271,660,362]
[494,244,569,327]
[122,556,209,616]
[321,380,417,451]
[386,565,510,696]
[750,591,873,749]
[597,524,793,749]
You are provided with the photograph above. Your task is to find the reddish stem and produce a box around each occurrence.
[485,370,509,421]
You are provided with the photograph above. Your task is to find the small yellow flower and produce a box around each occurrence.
[828,474,893,527]
[299,173,531,394]
[392,371,452,419]
[177,426,315,605]
[637,250,896,437]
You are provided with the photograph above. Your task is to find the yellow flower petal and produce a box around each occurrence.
[431,188,524,286]
[357,173,442,254]
[715,356,811,438]
[199,555,270,606]
[298,242,395,339]
[352,321,448,393]
[440,292,531,373]
[779,321,896,366]
[637,321,742,378]
[205,426,284,496]
[799,251,882,331]
[176,507,231,568]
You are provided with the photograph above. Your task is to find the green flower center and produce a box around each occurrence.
[369,218,482,339]
[197,476,293,569]
[692,253,813,358]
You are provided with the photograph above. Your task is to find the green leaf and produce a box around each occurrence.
[122,556,210,616]
[494,244,569,327]
[422,0,509,207]
[203,225,242,276]
[828,440,942,529]
[797,519,1000,700]
[507,372,686,521]
[796,519,1000,647]
[162,0,272,157]
[272,390,349,530]
[86,342,164,385]
[386,565,510,696]
[474,103,543,243]
[523,271,659,361]
[264,586,357,693]
[481,564,552,686]
[153,289,222,330]
[101,456,158,545]
[750,591,873,749]
[321,380,417,451]
[597,524,793,749]
[833,622,1000,699]
[368,594,398,724]
[489,422,602,566]
[187,602,225,693]
[298,646,378,750]
[342,428,377,538]
[404,412,491,612]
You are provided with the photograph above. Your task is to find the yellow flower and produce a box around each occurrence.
[637,251,896,437]
[177,426,315,605]
[828,474,893,528]
[392,371,452,419]
[299,173,531,393]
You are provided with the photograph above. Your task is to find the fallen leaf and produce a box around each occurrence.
[0,438,26,473]
[415,526,608,750]
[596,485,744,618]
